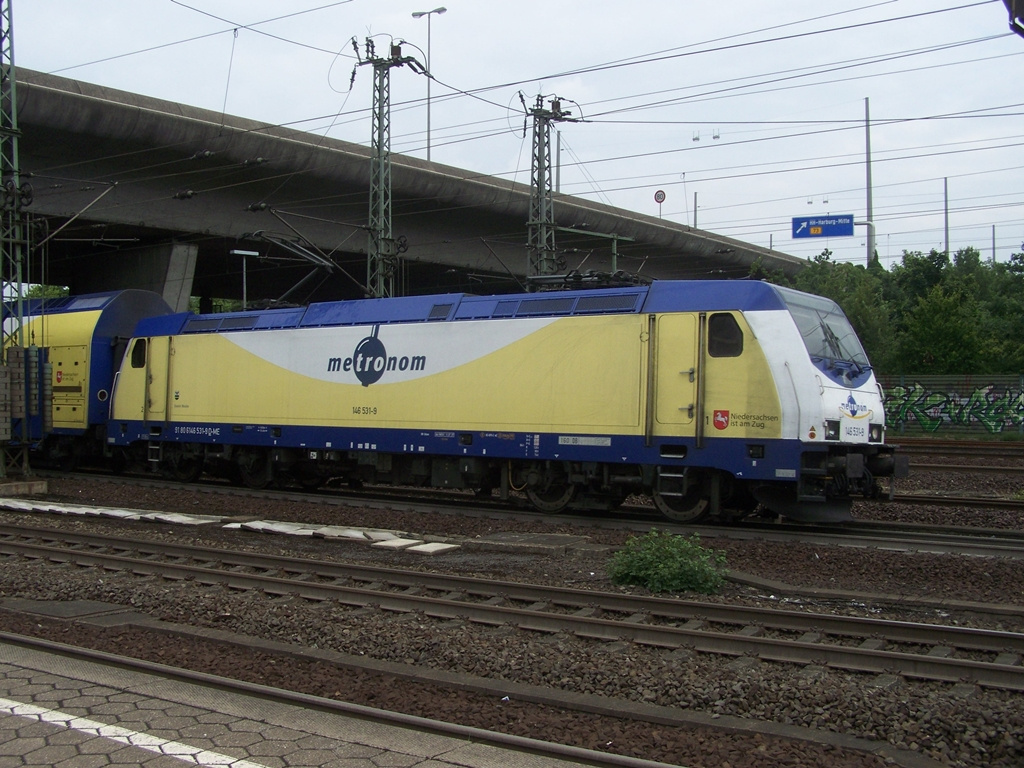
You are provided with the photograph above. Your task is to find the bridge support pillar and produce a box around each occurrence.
[74,242,197,311]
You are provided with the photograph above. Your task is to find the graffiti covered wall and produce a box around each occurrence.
[879,375,1024,435]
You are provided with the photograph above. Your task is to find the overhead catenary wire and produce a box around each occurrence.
[28,2,1010,171]
[26,124,1023,256]
[46,0,358,75]
[55,34,1022,188]
[40,1,1006,151]
[21,0,1022,264]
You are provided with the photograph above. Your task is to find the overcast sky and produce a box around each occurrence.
[15,0,1024,269]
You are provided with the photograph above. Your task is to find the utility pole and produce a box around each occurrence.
[527,95,577,278]
[1,0,26,341]
[360,39,422,298]
[864,97,875,267]
[411,7,445,161]
[0,0,34,477]
[943,177,949,257]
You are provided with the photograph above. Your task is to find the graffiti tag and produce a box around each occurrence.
[884,382,1024,434]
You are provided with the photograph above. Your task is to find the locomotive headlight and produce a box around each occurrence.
[824,420,841,440]
[869,423,883,443]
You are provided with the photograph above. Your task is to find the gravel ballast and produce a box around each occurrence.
[0,476,1020,767]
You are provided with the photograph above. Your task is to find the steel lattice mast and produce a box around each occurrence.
[527,96,575,279]
[0,0,26,341]
[0,0,32,477]
[362,39,420,299]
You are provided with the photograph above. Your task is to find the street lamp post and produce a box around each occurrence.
[411,6,446,162]
[230,249,259,309]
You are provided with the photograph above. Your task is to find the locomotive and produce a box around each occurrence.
[8,280,906,523]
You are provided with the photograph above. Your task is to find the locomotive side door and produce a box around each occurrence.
[144,336,170,422]
[110,336,170,424]
[653,313,699,431]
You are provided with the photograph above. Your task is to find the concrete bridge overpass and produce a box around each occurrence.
[13,68,804,311]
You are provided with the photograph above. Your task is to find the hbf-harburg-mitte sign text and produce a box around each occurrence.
[792,215,855,239]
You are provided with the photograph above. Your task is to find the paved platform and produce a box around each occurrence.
[0,641,590,768]
[0,479,47,497]
[0,497,612,557]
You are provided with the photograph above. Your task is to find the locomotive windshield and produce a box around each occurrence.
[776,287,870,376]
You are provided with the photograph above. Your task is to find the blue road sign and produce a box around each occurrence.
[792,215,855,238]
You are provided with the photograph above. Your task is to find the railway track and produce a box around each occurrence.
[895,438,1024,457]
[3,522,1022,691]
[16,473,1024,558]
[38,467,1024,543]
[51,461,1024,529]
[890,492,1024,511]
[699,518,1024,559]
[0,630,663,768]
[909,462,1024,475]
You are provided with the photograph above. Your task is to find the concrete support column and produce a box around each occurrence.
[74,242,197,311]
[159,242,198,312]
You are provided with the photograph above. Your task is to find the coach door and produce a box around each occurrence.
[654,313,699,431]
[50,343,89,431]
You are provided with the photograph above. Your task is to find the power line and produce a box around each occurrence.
[402,42,1022,150]
[586,33,1011,120]
[30,1,1012,174]
[552,124,1024,194]
[22,0,1021,264]
[431,1,997,102]
[47,1,356,75]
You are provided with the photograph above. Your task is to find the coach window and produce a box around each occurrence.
[708,313,743,357]
[131,339,147,368]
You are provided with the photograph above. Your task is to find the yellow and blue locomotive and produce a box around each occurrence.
[97,280,904,522]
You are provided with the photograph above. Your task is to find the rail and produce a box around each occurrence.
[2,523,1022,691]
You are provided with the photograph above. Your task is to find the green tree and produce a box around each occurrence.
[23,284,69,299]
[895,283,982,374]
[187,296,243,314]
[747,255,790,286]
[752,245,1024,375]
[887,248,949,307]
[792,250,898,372]
[977,251,1024,373]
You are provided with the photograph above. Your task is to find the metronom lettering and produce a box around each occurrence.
[327,355,427,373]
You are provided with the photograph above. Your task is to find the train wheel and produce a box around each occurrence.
[652,487,710,523]
[752,485,853,523]
[296,466,324,491]
[167,455,203,482]
[58,453,79,472]
[577,489,630,511]
[527,483,576,513]
[237,450,272,489]
[109,449,129,476]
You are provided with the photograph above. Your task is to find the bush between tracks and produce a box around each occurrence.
[608,529,728,594]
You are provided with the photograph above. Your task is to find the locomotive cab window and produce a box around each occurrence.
[130,339,147,368]
[708,313,743,357]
